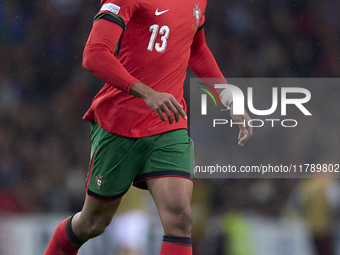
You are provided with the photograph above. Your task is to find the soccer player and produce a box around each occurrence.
[44,0,252,254]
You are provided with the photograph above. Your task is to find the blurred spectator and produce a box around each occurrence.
[287,175,340,255]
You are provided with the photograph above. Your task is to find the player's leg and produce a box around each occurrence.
[147,177,194,255]
[147,177,193,237]
[133,129,195,255]
[45,122,139,255]
[44,194,121,255]
[72,194,121,241]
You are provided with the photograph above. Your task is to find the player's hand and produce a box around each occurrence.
[144,90,187,124]
[229,102,253,146]
[129,82,187,124]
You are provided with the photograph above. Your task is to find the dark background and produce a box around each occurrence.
[1,0,340,254]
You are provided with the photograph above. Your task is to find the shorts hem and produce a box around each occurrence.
[133,171,195,190]
[87,188,128,202]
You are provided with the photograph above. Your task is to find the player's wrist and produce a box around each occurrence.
[219,88,233,109]
[129,81,154,99]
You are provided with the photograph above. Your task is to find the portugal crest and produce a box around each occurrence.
[95,174,105,190]
[193,4,201,26]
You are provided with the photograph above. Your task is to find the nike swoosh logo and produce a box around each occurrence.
[155,9,169,16]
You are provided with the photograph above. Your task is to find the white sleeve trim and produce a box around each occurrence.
[219,88,233,109]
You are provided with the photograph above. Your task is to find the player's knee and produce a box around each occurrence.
[167,204,193,234]
[178,206,193,230]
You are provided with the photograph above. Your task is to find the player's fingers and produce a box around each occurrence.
[179,106,187,120]
[238,128,252,146]
[238,129,243,141]
[236,118,247,133]
[156,109,166,122]
[247,121,253,138]
[171,98,187,120]
[238,130,248,146]
[166,101,180,122]
[243,114,253,143]
[161,105,174,124]
[235,116,248,146]
[231,110,253,146]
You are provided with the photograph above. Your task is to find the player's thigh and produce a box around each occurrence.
[87,121,150,201]
[147,177,194,237]
[146,177,194,216]
[138,129,195,215]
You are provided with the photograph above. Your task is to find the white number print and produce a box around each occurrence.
[147,25,170,53]
[147,24,159,51]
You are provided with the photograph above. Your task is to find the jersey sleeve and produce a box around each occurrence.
[189,28,226,103]
[83,19,139,94]
[95,0,140,30]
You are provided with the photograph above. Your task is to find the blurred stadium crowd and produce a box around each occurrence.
[1,0,340,254]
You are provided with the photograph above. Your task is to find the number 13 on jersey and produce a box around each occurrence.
[147,25,170,53]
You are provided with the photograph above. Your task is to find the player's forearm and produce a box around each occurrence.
[82,43,139,94]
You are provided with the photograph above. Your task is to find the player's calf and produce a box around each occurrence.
[44,194,121,254]
[71,194,121,241]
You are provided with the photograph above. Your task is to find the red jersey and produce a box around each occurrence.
[83,0,207,138]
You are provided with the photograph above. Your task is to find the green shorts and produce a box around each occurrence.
[86,122,195,201]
